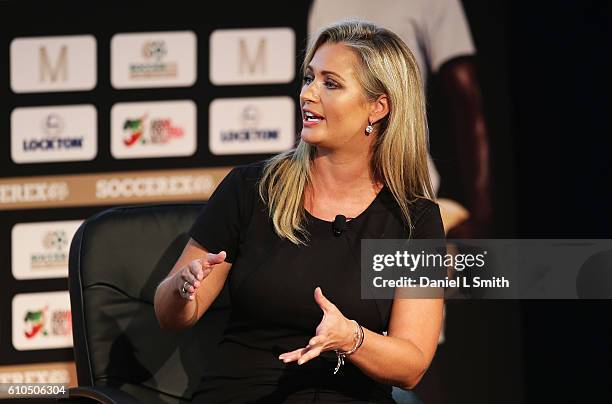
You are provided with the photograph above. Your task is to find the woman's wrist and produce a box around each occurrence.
[339,318,361,352]
[333,319,365,374]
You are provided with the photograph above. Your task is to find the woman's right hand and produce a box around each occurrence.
[176,250,227,300]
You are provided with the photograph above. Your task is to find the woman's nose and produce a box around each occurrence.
[300,82,319,103]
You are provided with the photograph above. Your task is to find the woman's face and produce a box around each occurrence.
[299,43,372,149]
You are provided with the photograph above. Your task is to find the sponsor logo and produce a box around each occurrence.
[36,231,68,266]
[121,113,184,146]
[12,292,72,351]
[22,307,71,339]
[111,31,196,88]
[0,182,69,204]
[10,35,96,93]
[22,137,84,151]
[11,105,97,163]
[12,221,82,280]
[22,114,82,151]
[219,105,280,143]
[39,46,68,83]
[209,97,295,155]
[0,362,76,386]
[0,167,230,210]
[42,113,64,136]
[210,28,295,85]
[95,175,213,199]
[111,100,196,159]
[128,40,177,79]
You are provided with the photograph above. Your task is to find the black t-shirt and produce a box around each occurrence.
[189,161,444,403]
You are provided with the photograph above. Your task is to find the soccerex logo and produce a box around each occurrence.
[127,40,177,79]
[11,220,82,280]
[111,31,196,89]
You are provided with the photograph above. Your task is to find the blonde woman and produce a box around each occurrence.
[154,20,444,403]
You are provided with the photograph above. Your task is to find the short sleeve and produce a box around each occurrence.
[188,168,244,263]
[411,199,446,239]
[421,0,476,73]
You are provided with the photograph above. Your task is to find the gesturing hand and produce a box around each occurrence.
[176,251,226,300]
[278,287,355,365]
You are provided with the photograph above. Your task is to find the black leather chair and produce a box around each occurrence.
[67,203,231,403]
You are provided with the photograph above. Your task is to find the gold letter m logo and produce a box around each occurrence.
[238,38,266,75]
[39,46,68,82]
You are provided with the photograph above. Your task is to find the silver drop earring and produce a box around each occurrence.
[365,122,374,135]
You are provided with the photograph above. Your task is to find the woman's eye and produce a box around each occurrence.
[303,76,314,85]
[324,80,338,89]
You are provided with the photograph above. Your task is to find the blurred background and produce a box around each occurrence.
[0,1,610,403]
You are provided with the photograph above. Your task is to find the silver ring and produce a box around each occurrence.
[180,281,190,297]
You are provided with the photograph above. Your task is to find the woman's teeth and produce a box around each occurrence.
[304,112,321,121]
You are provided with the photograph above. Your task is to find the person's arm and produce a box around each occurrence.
[154,165,247,329]
[438,57,492,237]
[419,0,490,236]
[153,238,231,330]
[278,287,443,389]
[349,296,443,389]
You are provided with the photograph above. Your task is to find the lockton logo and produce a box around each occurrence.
[210,28,295,85]
[111,100,196,158]
[42,114,64,136]
[12,292,73,351]
[11,105,97,164]
[111,31,196,88]
[209,97,295,155]
[12,220,82,280]
[10,35,96,93]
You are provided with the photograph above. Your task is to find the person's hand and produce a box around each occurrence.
[447,192,492,238]
[176,251,227,300]
[278,287,355,365]
[446,203,491,238]
[437,198,469,234]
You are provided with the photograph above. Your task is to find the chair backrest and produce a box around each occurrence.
[69,203,231,403]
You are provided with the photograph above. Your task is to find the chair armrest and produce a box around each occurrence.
[64,386,141,404]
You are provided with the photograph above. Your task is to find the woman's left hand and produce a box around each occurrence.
[278,287,355,365]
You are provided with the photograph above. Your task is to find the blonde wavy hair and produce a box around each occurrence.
[258,19,435,245]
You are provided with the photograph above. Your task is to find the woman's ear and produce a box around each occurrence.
[369,94,390,126]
